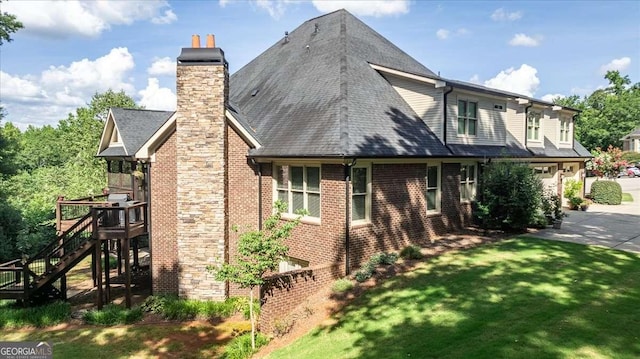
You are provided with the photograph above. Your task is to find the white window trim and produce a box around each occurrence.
[527,111,542,142]
[457,98,478,137]
[273,163,321,224]
[426,162,442,214]
[559,116,571,144]
[351,163,372,226]
[532,164,558,179]
[460,162,477,203]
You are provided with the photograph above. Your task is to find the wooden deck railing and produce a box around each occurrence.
[56,192,132,233]
[91,202,148,240]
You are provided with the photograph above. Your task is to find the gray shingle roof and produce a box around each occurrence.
[527,137,592,158]
[97,108,174,158]
[447,144,532,158]
[229,9,450,158]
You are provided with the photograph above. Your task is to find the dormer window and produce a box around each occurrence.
[560,117,570,143]
[457,100,477,136]
[527,111,541,141]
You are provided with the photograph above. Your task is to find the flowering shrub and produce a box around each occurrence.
[586,145,627,178]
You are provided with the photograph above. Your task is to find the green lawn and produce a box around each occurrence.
[0,321,249,358]
[267,238,640,359]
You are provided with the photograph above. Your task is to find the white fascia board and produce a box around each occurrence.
[369,63,441,86]
[226,110,261,149]
[552,105,563,111]
[516,98,530,105]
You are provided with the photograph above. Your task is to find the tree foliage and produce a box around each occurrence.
[0,3,23,45]
[586,145,627,178]
[0,90,140,261]
[210,201,304,350]
[474,161,544,231]
[555,71,640,151]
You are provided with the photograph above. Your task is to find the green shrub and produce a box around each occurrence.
[590,180,622,205]
[108,256,118,269]
[0,300,70,329]
[354,270,371,283]
[474,162,543,230]
[530,213,548,229]
[370,252,398,265]
[222,333,269,359]
[141,295,251,320]
[140,295,170,314]
[563,178,583,199]
[83,304,143,325]
[400,245,423,260]
[332,278,354,293]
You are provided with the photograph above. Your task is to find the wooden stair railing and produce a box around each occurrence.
[0,211,98,301]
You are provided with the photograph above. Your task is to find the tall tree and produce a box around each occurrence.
[0,1,23,45]
[556,71,640,151]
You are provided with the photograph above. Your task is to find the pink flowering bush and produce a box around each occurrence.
[586,145,627,178]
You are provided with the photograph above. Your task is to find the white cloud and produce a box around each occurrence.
[147,57,176,76]
[3,0,176,38]
[312,0,409,17]
[469,74,481,84]
[0,48,138,129]
[541,94,565,103]
[484,64,540,97]
[436,29,450,40]
[599,57,631,74]
[254,0,293,19]
[219,0,230,7]
[509,33,542,47]
[151,9,177,25]
[491,8,522,21]
[138,78,177,111]
[436,28,468,40]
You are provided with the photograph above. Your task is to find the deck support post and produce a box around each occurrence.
[95,241,103,310]
[123,236,132,309]
[103,240,110,303]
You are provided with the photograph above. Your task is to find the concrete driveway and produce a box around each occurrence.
[532,177,640,253]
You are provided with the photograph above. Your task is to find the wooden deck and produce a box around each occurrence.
[1,197,148,305]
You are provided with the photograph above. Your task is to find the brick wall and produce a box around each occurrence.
[150,132,178,295]
[175,59,228,300]
[227,126,258,297]
[350,163,471,270]
[259,263,342,334]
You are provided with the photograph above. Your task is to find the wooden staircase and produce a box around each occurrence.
[0,212,96,303]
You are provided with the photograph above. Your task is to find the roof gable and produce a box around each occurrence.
[229,9,449,158]
[97,108,174,159]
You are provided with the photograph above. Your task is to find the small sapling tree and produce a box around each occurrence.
[208,201,305,350]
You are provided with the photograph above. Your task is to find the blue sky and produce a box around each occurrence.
[1,0,638,129]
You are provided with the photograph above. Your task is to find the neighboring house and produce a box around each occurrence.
[622,127,640,153]
[96,10,590,300]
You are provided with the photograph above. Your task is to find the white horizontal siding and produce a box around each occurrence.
[506,101,525,147]
[447,91,506,146]
[383,74,444,142]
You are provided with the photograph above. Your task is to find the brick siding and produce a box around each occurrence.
[259,263,342,334]
[150,132,178,295]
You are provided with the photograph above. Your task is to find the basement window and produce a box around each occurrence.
[278,257,309,273]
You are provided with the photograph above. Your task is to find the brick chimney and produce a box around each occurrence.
[175,34,228,300]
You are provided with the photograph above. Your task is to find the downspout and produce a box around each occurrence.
[343,160,354,276]
[257,162,263,230]
[442,87,454,146]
